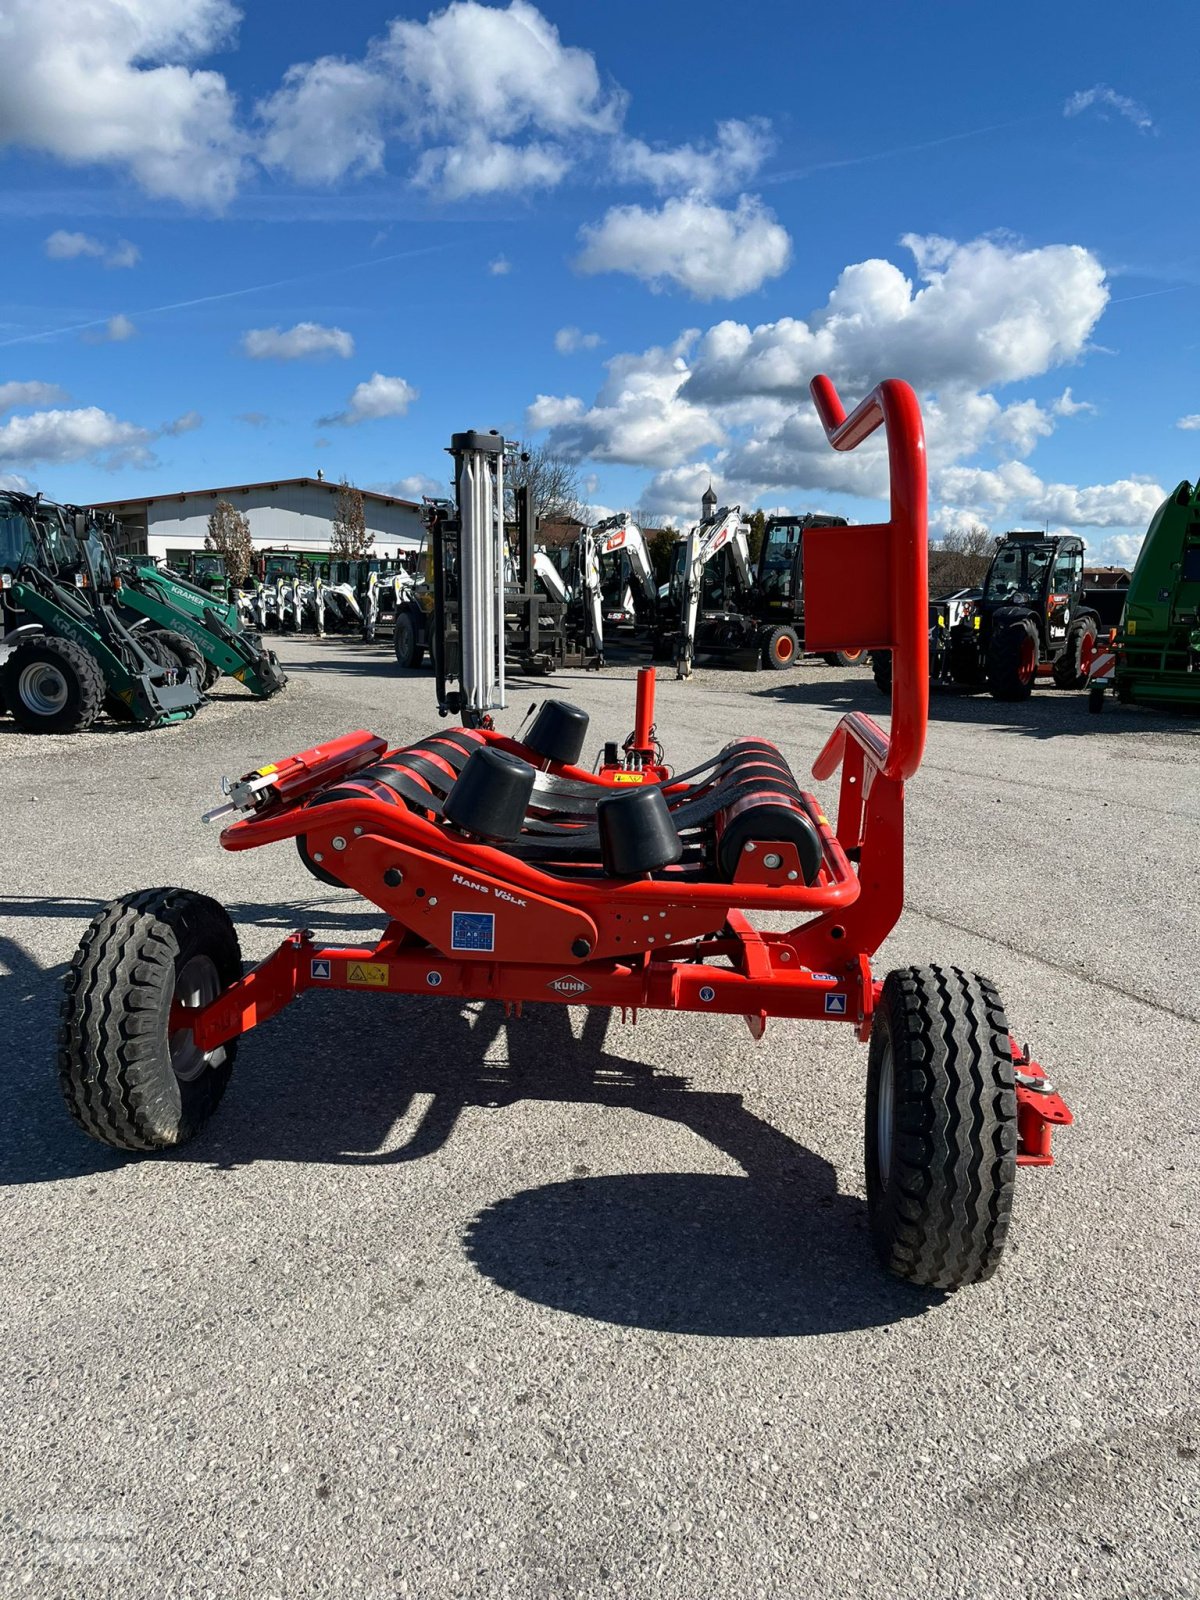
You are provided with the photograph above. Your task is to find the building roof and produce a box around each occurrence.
[91,476,421,514]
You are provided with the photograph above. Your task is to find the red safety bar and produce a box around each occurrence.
[802,376,929,781]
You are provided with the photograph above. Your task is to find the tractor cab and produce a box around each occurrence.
[976,533,1085,654]
[187,553,229,595]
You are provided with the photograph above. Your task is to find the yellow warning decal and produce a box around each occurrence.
[256,764,278,775]
[816,813,830,828]
[613,772,645,784]
[1127,619,1137,635]
[347,962,389,987]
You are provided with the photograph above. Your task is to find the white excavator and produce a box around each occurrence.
[671,504,754,679]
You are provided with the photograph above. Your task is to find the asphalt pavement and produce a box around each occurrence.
[2,637,1198,1599]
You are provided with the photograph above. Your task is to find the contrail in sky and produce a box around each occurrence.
[0,244,448,349]
[762,112,1053,185]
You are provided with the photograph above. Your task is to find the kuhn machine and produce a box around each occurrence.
[58,377,1071,1290]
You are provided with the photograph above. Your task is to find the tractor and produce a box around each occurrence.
[873,531,1102,700]
[0,493,202,733]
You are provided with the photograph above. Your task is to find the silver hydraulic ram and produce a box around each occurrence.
[446,429,507,722]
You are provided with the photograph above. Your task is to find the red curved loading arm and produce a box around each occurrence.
[805,375,929,780]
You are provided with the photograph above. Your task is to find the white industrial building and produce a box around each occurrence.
[93,477,424,564]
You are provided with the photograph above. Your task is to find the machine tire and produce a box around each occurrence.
[1,635,104,734]
[201,658,222,690]
[986,614,1038,701]
[866,965,1017,1290]
[871,649,892,696]
[1088,684,1105,714]
[393,609,425,669]
[150,629,206,690]
[1053,616,1098,690]
[823,649,866,668]
[58,888,242,1151]
[764,625,800,670]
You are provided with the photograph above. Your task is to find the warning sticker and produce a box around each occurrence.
[451,911,495,952]
[310,958,331,980]
[824,993,848,1015]
[612,772,644,784]
[347,961,389,987]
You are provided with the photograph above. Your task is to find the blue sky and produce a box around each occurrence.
[1,0,1197,561]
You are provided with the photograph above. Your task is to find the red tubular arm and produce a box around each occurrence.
[804,375,929,781]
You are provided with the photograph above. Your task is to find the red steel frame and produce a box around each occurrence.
[178,376,1070,1166]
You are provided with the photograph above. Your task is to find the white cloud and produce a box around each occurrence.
[682,234,1109,400]
[612,118,771,197]
[530,334,725,465]
[555,326,601,354]
[257,58,389,184]
[0,0,247,206]
[0,406,155,469]
[319,372,418,426]
[379,473,444,500]
[575,194,792,300]
[83,314,138,344]
[1177,415,1200,431]
[1064,85,1154,134]
[528,228,1158,542]
[162,409,202,436]
[488,255,512,276]
[257,0,623,195]
[415,134,567,198]
[0,381,70,412]
[526,393,585,431]
[241,322,354,361]
[0,472,36,494]
[993,398,1055,457]
[44,230,139,268]
[937,462,1164,529]
[1052,386,1095,417]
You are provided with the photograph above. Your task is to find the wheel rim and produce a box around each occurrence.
[842,649,863,664]
[1018,636,1037,683]
[19,661,69,715]
[169,954,224,1082]
[776,634,794,662]
[876,1036,895,1189]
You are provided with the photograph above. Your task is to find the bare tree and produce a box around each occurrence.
[331,478,374,559]
[504,442,584,525]
[205,499,254,586]
[929,523,994,592]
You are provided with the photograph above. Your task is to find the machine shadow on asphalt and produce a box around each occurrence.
[751,674,1200,742]
[3,904,938,1339]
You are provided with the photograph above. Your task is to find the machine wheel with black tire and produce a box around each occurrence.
[764,625,799,670]
[58,888,242,1151]
[865,965,1017,1289]
[871,649,892,697]
[393,608,425,669]
[1,635,104,733]
[985,612,1038,701]
[823,649,866,668]
[1052,616,1098,690]
[150,629,206,691]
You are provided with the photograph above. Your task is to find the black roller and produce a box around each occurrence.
[597,786,682,877]
[523,699,589,765]
[443,746,535,841]
[716,801,823,885]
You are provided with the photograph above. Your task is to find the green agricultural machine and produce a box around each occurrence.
[81,513,287,698]
[1105,480,1200,710]
[0,493,203,733]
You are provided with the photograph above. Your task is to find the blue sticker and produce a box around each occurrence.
[451,911,495,952]
[310,958,331,980]
[824,992,847,1015]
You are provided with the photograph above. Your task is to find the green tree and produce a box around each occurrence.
[746,508,767,566]
[205,499,254,586]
